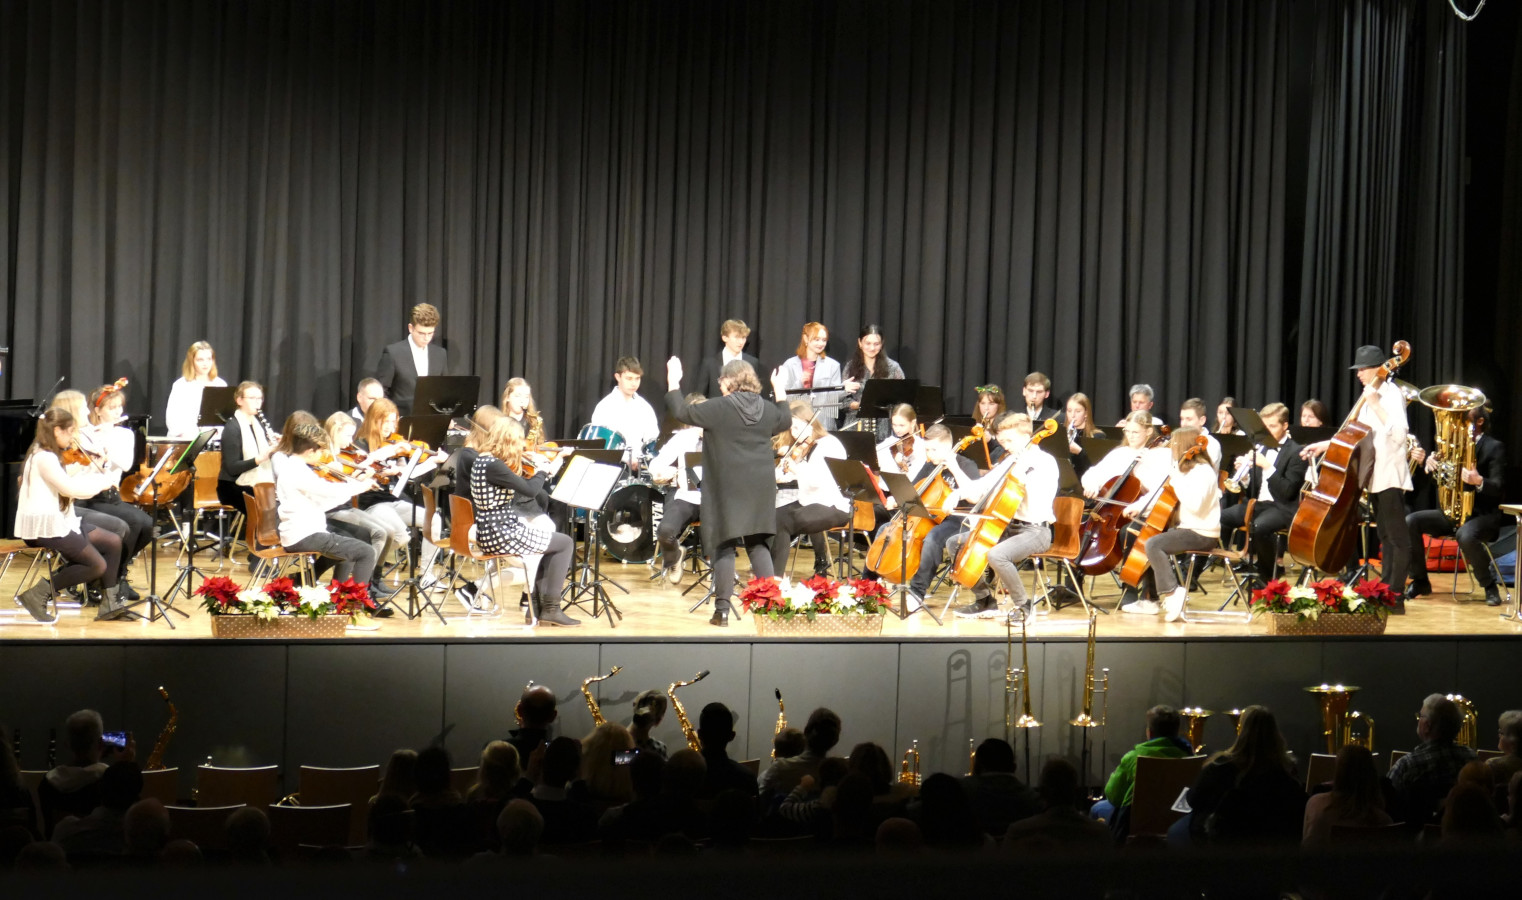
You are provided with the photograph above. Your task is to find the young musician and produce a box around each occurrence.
[1080,411,1169,500]
[664,357,793,627]
[1300,346,1414,603]
[695,320,761,399]
[270,423,379,586]
[771,400,850,578]
[1406,406,1509,605]
[875,405,924,477]
[1117,384,1164,427]
[324,411,406,606]
[447,405,504,610]
[971,384,1008,468]
[842,324,905,433]
[944,413,1059,620]
[350,378,384,421]
[1178,398,1222,468]
[354,398,445,566]
[648,394,706,585]
[777,323,852,430]
[1020,373,1063,424]
[469,418,579,626]
[1215,398,1245,435]
[1121,427,1221,622]
[1219,403,1306,585]
[501,378,542,443]
[48,390,143,603]
[1300,400,1330,429]
[216,381,276,518]
[902,425,982,610]
[164,341,227,438]
[375,303,448,416]
[1064,392,1103,478]
[589,357,660,471]
[15,409,126,623]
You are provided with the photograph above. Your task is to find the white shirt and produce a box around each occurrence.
[776,434,849,512]
[1356,380,1412,493]
[77,424,134,483]
[271,452,369,548]
[409,338,430,378]
[589,389,660,463]
[1171,463,1222,538]
[164,376,227,438]
[876,435,925,478]
[952,443,1058,525]
[15,451,117,539]
[1080,446,1170,496]
[649,427,702,505]
[722,349,743,366]
[1255,448,1281,502]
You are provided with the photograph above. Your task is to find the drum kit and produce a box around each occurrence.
[575,424,665,564]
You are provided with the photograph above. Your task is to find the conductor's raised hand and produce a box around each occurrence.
[770,367,789,400]
[666,356,684,391]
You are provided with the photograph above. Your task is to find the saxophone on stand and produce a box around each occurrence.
[581,666,622,727]
[771,689,787,759]
[667,670,709,752]
[145,686,178,770]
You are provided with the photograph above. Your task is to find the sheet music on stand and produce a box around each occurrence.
[551,455,623,510]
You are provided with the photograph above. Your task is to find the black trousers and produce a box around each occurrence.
[1406,509,1507,588]
[26,523,122,591]
[1371,488,1411,591]
[712,534,775,613]
[216,480,250,519]
[657,497,701,568]
[1219,500,1298,582]
[771,502,849,574]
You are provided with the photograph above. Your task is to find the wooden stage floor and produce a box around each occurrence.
[0,543,1515,642]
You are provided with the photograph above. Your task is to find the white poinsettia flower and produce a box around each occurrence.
[787,583,817,610]
[236,590,264,607]
[251,601,280,621]
[1288,586,1316,603]
[1347,595,1366,611]
[297,585,332,609]
[834,585,858,610]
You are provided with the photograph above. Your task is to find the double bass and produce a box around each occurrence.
[1287,341,1411,573]
[951,419,1060,588]
[865,427,983,583]
[1076,426,1171,576]
[1118,434,1212,588]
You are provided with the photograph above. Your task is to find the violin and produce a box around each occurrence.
[60,445,95,468]
[308,451,369,485]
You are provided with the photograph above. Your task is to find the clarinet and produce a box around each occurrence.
[256,410,281,445]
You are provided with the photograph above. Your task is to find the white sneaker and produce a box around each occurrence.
[904,591,924,613]
[1122,599,1160,615]
[1164,587,1187,622]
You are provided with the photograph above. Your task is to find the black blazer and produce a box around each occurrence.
[695,352,762,398]
[218,414,275,484]
[1248,436,1307,505]
[1022,405,1065,427]
[1470,434,1507,517]
[375,338,449,416]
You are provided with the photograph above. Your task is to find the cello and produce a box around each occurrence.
[1076,426,1171,576]
[865,427,983,583]
[1287,340,1411,573]
[1118,434,1212,588]
[950,419,1060,588]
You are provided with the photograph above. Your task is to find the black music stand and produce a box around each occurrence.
[153,429,217,624]
[829,430,880,471]
[1079,435,1121,463]
[823,458,885,579]
[855,378,919,424]
[554,450,626,626]
[195,387,237,432]
[388,439,448,624]
[913,385,945,423]
[412,375,480,419]
[879,471,943,625]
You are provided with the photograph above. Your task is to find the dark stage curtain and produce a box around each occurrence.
[0,0,1467,440]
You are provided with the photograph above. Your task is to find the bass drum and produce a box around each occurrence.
[599,484,664,563]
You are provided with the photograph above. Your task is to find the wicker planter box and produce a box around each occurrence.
[752,614,885,637]
[1266,613,1388,637]
[209,614,350,639]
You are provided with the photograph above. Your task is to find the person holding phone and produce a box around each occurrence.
[40,709,135,825]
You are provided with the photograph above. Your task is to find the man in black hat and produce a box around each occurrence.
[1300,345,1414,606]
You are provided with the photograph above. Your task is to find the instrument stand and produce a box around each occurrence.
[395,452,447,625]
[551,451,628,627]
[126,431,213,629]
[879,472,942,624]
[824,458,884,581]
[563,509,624,626]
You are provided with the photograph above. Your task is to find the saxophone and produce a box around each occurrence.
[667,670,709,752]
[771,688,787,759]
[581,666,622,727]
[145,687,178,770]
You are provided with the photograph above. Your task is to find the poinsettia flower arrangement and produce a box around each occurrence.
[1248,577,1399,622]
[738,574,892,621]
[194,574,374,621]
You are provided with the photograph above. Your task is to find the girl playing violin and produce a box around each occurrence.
[322,411,405,602]
[875,404,924,476]
[164,341,227,438]
[771,400,849,578]
[1119,426,1221,621]
[354,398,446,569]
[269,423,380,587]
[81,384,156,603]
[47,391,140,607]
[14,409,125,623]
[468,418,579,626]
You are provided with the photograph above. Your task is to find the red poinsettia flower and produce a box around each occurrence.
[1310,578,1346,609]
[1249,579,1291,609]
[264,577,299,608]
[801,574,840,602]
[738,576,782,612]
[194,575,242,609]
[1352,577,1400,608]
[328,577,374,615]
[848,578,889,601]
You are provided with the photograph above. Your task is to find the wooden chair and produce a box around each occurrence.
[295,764,380,845]
[16,770,45,837]
[1477,749,1503,761]
[823,500,878,577]
[1127,755,1206,840]
[1304,752,1337,792]
[1389,750,1409,769]
[1020,496,1094,613]
[419,487,452,593]
[166,804,245,850]
[140,767,181,806]
[267,803,352,854]
[447,494,531,624]
[244,487,316,588]
[1172,499,1254,622]
[187,450,244,570]
[195,764,281,812]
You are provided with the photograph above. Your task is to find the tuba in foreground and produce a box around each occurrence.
[1418,384,1487,525]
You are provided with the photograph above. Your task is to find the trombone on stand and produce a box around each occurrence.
[1005,613,1041,778]
[1069,611,1109,794]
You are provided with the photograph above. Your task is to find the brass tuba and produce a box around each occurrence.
[1306,683,1372,755]
[771,689,787,759]
[145,687,178,771]
[581,666,621,728]
[1179,708,1214,754]
[1447,694,1478,749]
[899,739,921,785]
[667,670,709,752]
[1418,385,1487,525]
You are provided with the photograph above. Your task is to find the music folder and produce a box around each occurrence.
[825,457,886,508]
[550,452,623,511]
[1228,407,1280,451]
[195,386,237,429]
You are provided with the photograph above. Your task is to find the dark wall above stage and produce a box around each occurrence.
[0,0,1488,445]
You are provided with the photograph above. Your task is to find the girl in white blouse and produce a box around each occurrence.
[14,409,124,623]
[164,341,228,438]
